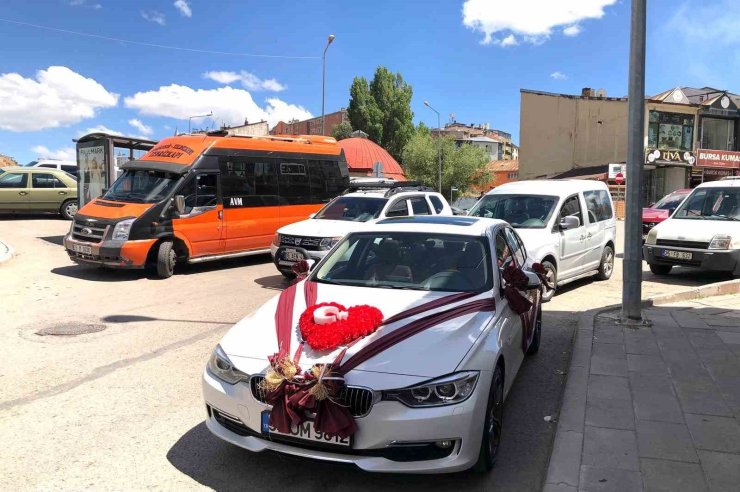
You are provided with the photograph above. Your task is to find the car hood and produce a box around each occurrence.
[279,219,371,238]
[642,208,669,222]
[654,217,740,242]
[77,199,153,220]
[219,282,494,379]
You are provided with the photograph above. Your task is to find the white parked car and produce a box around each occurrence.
[468,180,616,301]
[644,178,740,275]
[24,159,78,176]
[203,216,543,473]
[271,182,452,278]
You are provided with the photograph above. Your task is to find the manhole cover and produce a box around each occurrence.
[36,322,107,336]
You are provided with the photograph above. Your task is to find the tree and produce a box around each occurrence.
[347,66,414,161]
[402,126,491,200]
[331,121,353,141]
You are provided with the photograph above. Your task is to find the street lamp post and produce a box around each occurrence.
[321,34,336,136]
[424,100,442,193]
[188,112,212,134]
[450,186,458,202]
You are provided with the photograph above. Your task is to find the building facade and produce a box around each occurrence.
[432,122,518,161]
[270,109,349,136]
[519,86,740,205]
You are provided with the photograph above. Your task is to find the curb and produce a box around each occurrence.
[542,278,740,492]
[0,239,13,264]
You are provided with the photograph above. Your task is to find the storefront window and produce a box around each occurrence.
[647,111,694,151]
[701,118,735,151]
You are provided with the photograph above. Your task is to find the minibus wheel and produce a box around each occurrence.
[156,240,176,278]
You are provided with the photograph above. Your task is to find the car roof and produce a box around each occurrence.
[486,179,608,196]
[358,215,504,235]
[342,190,440,199]
[696,178,740,188]
[0,166,69,174]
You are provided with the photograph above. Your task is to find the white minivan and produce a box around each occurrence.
[644,178,740,276]
[468,180,617,300]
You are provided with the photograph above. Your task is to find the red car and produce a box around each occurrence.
[642,189,691,238]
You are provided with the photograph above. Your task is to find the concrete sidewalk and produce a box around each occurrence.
[544,293,740,492]
[0,238,12,264]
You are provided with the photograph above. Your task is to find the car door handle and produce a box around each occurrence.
[18,191,28,196]
[58,191,67,195]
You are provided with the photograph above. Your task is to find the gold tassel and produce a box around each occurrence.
[259,357,299,392]
[308,364,329,401]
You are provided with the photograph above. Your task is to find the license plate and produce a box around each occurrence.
[281,248,304,262]
[662,249,692,260]
[72,244,92,255]
[261,410,350,447]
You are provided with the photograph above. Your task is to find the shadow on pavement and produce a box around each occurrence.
[38,235,65,246]
[51,264,147,282]
[101,314,237,325]
[178,254,272,276]
[0,213,64,221]
[253,274,289,291]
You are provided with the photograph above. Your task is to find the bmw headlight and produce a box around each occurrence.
[207,345,250,384]
[646,227,658,245]
[383,371,479,407]
[709,234,731,250]
[112,218,135,241]
[319,236,342,250]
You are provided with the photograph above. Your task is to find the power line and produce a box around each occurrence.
[0,18,320,60]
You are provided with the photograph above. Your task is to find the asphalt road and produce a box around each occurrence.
[0,217,728,491]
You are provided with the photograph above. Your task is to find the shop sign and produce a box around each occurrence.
[608,163,626,179]
[703,168,733,177]
[645,148,696,166]
[696,149,740,169]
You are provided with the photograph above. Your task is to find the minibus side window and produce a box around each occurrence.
[279,160,311,205]
[220,158,279,207]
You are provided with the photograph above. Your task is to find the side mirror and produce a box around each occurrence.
[559,215,580,230]
[174,195,185,215]
[524,270,542,290]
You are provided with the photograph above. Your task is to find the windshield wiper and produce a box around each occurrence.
[373,283,416,290]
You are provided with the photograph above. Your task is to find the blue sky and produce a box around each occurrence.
[0,0,738,164]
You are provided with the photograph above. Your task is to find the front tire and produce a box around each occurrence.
[60,199,78,220]
[649,263,672,275]
[540,260,557,302]
[595,245,614,280]
[474,365,504,473]
[156,241,176,278]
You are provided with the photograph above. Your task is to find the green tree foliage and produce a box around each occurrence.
[347,66,414,161]
[331,121,353,141]
[402,125,491,199]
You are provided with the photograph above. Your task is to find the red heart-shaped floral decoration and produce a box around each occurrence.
[299,302,384,351]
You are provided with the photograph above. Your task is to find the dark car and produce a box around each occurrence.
[642,189,691,238]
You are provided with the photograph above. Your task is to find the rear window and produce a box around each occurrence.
[429,195,445,214]
[410,197,431,215]
[583,190,613,222]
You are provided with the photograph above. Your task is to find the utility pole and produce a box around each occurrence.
[622,0,646,321]
[424,101,442,193]
[321,34,335,135]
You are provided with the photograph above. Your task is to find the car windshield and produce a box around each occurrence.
[674,187,740,221]
[467,194,558,229]
[313,196,387,222]
[653,192,688,212]
[452,196,478,211]
[313,232,492,292]
[102,169,181,203]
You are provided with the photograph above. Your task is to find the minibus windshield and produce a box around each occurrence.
[103,169,181,203]
[468,194,558,228]
[314,196,387,222]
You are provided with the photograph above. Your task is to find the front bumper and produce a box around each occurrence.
[64,234,154,269]
[270,245,329,274]
[202,368,491,473]
[643,244,740,274]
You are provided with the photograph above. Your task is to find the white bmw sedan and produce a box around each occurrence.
[202,216,543,474]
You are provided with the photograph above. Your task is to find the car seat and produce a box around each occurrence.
[364,239,412,283]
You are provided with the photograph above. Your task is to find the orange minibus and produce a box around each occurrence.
[63,133,349,277]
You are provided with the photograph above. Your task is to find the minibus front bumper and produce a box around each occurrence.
[64,234,156,269]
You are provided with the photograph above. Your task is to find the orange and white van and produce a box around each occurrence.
[63,133,349,277]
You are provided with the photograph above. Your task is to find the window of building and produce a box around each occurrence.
[508,172,518,179]
[647,111,694,151]
[583,190,613,222]
[701,118,736,151]
[31,173,66,188]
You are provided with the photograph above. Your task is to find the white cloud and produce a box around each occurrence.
[0,66,118,132]
[141,10,166,25]
[563,25,582,36]
[77,125,122,137]
[498,34,518,47]
[462,0,616,45]
[173,0,192,17]
[550,71,567,80]
[128,118,153,136]
[203,70,286,92]
[31,145,76,161]
[69,0,102,8]
[123,84,311,127]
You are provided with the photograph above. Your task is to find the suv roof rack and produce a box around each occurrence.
[342,181,435,197]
